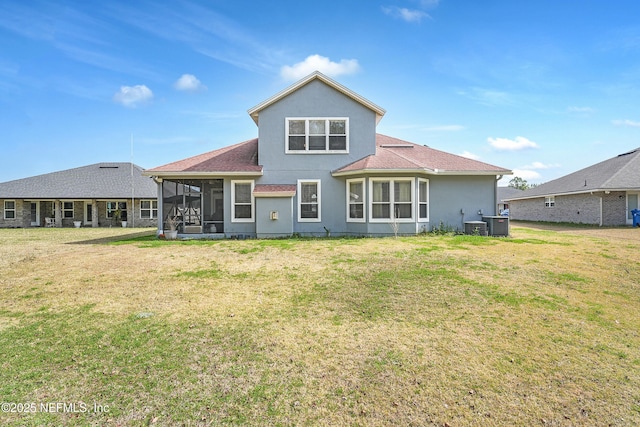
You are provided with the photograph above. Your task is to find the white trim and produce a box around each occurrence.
[418,178,429,222]
[3,200,16,220]
[62,201,75,219]
[142,171,263,178]
[84,202,93,225]
[285,117,349,153]
[346,178,366,223]
[297,179,321,222]
[140,199,158,220]
[231,180,255,223]
[28,201,40,226]
[368,178,415,223]
[331,168,507,177]
[545,196,555,207]
[247,71,386,125]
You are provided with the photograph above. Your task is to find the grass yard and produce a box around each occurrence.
[0,224,639,426]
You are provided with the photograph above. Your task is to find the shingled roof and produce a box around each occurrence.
[507,147,640,200]
[333,134,512,176]
[0,163,156,199]
[144,139,262,177]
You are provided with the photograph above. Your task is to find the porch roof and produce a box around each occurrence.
[144,139,263,178]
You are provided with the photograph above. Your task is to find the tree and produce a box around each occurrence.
[508,176,530,190]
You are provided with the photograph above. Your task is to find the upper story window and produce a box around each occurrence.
[286,118,348,153]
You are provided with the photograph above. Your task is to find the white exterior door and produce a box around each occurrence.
[30,202,40,226]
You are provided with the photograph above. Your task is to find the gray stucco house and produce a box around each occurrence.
[505,148,640,226]
[144,72,511,238]
[0,163,157,228]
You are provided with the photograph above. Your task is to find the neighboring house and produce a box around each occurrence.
[144,71,511,238]
[0,163,158,228]
[497,186,523,214]
[506,148,640,226]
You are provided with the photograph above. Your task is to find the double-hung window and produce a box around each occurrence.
[347,179,365,222]
[106,201,127,220]
[4,200,15,219]
[418,179,429,221]
[140,200,158,219]
[63,202,74,219]
[286,118,348,153]
[298,180,321,222]
[370,178,414,221]
[232,180,254,222]
[545,196,555,207]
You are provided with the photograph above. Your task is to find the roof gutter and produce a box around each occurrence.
[505,187,634,201]
[331,168,511,177]
[142,170,264,179]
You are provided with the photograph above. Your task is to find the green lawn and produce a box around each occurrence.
[0,226,638,426]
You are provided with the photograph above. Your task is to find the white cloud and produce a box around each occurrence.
[488,136,539,151]
[113,85,153,107]
[612,119,640,127]
[280,55,361,81]
[511,169,542,180]
[459,150,481,160]
[382,6,430,23]
[174,74,207,92]
[520,161,559,170]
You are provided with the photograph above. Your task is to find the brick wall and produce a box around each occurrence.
[0,199,157,228]
[510,191,628,226]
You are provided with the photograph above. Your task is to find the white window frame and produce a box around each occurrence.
[346,178,366,222]
[140,200,158,220]
[231,180,255,223]
[545,196,555,207]
[285,117,349,153]
[297,179,321,222]
[368,178,415,223]
[4,200,16,220]
[62,201,74,219]
[106,201,127,219]
[418,178,429,222]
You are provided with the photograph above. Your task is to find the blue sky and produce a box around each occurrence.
[2,0,640,185]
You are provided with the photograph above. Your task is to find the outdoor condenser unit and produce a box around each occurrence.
[482,216,509,236]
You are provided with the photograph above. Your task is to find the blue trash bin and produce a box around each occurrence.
[632,209,640,227]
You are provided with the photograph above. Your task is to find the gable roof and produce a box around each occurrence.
[143,139,263,178]
[497,186,524,202]
[507,147,640,200]
[333,134,512,176]
[247,71,386,125]
[0,163,156,199]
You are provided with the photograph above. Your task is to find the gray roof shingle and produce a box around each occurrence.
[0,163,157,199]
[507,148,640,200]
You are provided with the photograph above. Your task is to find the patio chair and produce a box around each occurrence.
[45,217,55,227]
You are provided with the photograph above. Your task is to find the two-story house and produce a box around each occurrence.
[144,71,511,238]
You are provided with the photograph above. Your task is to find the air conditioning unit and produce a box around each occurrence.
[464,221,488,236]
[482,216,509,236]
